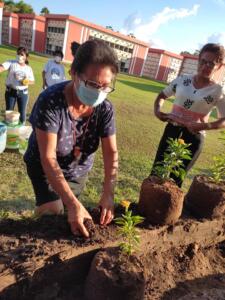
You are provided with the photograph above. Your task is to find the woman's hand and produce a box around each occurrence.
[67,201,92,237]
[98,194,114,225]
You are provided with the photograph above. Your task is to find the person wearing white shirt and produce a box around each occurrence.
[0,47,35,124]
[42,50,66,89]
[151,43,225,187]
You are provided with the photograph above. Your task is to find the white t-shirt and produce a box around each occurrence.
[163,74,225,122]
[44,59,66,87]
[2,60,34,90]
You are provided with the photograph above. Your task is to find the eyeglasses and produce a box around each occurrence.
[79,78,115,93]
[199,59,217,69]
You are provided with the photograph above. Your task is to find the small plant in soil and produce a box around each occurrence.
[115,200,144,256]
[153,138,192,182]
[209,131,225,183]
[209,155,225,183]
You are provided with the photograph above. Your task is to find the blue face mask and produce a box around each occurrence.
[75,81,107,107]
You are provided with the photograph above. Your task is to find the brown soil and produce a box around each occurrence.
[185,175,225,218]
[0,208,225,300]
[85,247,146,300]
[138,176,184,225]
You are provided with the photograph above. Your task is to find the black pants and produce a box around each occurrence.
[26,162,88,206]
[151,123,204,187]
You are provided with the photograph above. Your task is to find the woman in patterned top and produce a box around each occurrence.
[24,40,119,237]
[151,43,225,187]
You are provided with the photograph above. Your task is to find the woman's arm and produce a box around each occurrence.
[36,128,92,237]
[154,91,172,122]
[183,117,225,133]
[99,134,118,225]
[42,71,47,89]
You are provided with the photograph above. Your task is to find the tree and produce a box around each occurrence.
[3,0,34,13]
[106,25,114,31]
[180,51,192,56]
[3,0,16,12]
[40,7,50,15]
[193,49,200,56]
[15,1,33,13]
[128,33,136,38]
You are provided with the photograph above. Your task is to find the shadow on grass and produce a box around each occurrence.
[117,79,165,94]
[0,199,35,211]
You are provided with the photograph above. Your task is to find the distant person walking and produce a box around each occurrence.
[42,50,66,89]
[151,43,225,187]
[0,47,35,124]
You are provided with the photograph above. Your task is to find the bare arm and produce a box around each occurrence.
[36,128,91,236]
[154,91,172,122]
[181,117,225,134]
[42,71,47,89]
[99,134,118,225]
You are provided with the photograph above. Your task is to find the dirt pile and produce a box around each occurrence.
[0,213,225,299]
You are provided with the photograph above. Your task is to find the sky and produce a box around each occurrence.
[25,0,225,54]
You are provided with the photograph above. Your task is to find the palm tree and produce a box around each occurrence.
[40,7,50,15]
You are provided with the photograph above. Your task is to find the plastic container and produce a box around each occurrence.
[18,126,32,155]
[6,123,23,149]
[0,122,7,154]
[5,110,20,126]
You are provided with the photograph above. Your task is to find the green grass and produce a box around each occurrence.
[0,45,224,212]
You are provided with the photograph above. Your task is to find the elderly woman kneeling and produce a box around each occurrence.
[24,40,119,237]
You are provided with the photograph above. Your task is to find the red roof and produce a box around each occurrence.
[45,14,150,47]
[182,53,198,60]
[148,48,183,59]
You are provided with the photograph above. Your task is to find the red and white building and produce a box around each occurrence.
[0,2,5,45]
[43,14,149,76]
[142,48,225,85]
[0,8,149,76]
[0,4,224,84]
[142,48,183,83]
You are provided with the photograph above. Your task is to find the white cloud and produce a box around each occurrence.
[178,32,225,54]
[205,32,225,47]
[121,5,200,44]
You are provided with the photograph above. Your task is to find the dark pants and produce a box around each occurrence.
[5,87,29,124]
[26,162,88,206]
[151,123,204,187]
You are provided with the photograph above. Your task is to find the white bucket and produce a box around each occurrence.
[0,122,7,154]
[18,126,32,155]
[6,123,23,149]
[5,110,20,126]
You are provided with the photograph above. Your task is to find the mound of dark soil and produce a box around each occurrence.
[185,175,225,218]
[138,176,184,225]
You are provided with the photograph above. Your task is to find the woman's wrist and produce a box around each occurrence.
[103,178,116,194]
[63,195,80,209]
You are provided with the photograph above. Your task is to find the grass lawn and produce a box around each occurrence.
[0,45,224,213]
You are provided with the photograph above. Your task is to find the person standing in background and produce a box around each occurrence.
[42,50,66,89]
[151,43,225,187]
[0,47,35,124]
